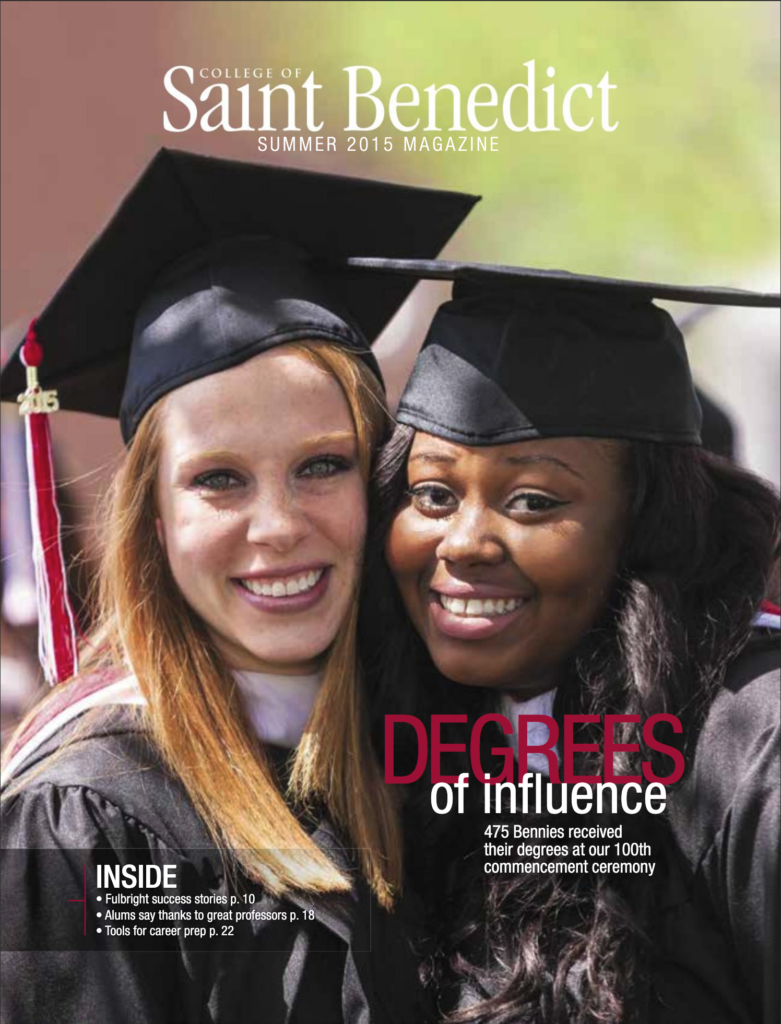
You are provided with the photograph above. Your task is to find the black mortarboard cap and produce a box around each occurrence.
[695,387,736,459]
[0,150,478,441]
[345,260,780,446]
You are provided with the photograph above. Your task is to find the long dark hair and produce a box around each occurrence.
[361,424,780,1024]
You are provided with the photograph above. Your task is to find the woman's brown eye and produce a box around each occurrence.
[409,485,458,514]
[508,492,566,514]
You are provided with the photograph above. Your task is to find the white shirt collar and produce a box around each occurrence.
[500,688,559,777]
[232,669,322,749]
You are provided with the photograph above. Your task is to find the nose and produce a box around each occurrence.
[245,485,311,553]
[435,502,506,566]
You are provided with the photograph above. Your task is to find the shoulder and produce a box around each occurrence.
[2,703,211,856]
[663,632,779,1020]
[694,631,779,776]
[719,629,779,700]
[667,632,779,865]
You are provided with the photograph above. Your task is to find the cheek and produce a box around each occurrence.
[385,509,441,625]
[386,507,440,578]
[160,503,241,579]
[386,511,421,581]
[310,479,368,567]
[518,519,619,606]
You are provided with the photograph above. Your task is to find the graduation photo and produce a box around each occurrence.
[1,3,779,1022]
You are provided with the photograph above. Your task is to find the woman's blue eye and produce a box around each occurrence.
[409,484,458,513]
[508,492,565,514]
[192,470,245,491]
[299,455,352,479]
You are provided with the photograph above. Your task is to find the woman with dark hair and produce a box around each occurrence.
[359,263,780,1024]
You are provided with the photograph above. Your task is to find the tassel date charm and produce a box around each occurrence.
[17,383,60,416]
[18,327,60,414]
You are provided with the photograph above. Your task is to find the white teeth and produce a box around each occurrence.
[240,569,324,598]
[439,594,523,617]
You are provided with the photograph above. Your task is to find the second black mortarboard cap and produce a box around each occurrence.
[346,260,780,446]
[0,150,478,441]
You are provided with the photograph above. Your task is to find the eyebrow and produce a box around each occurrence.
[409,450,585,479]
[503,454,585,480]
[303,431,358,448]
[409,452,458,466]
[177,432,358,467]
[177,449,239,466]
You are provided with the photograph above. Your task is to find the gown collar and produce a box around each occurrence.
[500,687,559,776]
[1,667,322,784]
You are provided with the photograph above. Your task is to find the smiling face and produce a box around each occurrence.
[154,347,367,675]
[386,432,628,695]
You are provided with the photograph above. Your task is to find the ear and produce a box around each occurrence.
[155,517,166,550]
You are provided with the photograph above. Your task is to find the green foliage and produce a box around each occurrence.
[208,1,779,277]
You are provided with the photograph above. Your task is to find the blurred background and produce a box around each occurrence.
[2,0,779,739]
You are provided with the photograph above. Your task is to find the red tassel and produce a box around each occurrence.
[18,320,79,685]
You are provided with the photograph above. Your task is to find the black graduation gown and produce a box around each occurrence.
[654,632,780,1023]
[0,706,433,1024]
[431,633,779,1023]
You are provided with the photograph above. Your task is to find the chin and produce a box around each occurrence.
[247,641,328,666]
[431,652,506,689]
[218,625,334,672]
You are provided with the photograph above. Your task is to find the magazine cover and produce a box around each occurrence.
[1,2,779,1022]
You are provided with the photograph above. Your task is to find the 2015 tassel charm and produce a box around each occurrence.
[16,319,79,685]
